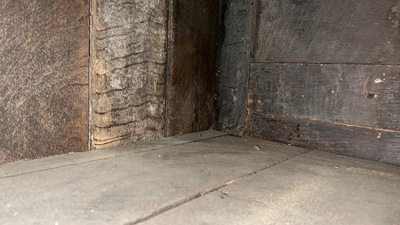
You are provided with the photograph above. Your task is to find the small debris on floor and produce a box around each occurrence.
[254,145,261,151]
[220,191,229,199]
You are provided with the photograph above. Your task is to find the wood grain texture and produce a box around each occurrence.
[215,0,254,136]
[240,0,400,165]
[249,63,400,131]
[253,0,400,64]
[246,113,400,166]
[0,0,89,164]
[165,0,219,136]
[91,0,167,148]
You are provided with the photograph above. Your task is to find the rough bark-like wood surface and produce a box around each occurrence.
[91,0,167,148]
[215,0,254,136]
[165,0,219,136]
[253,0,400,64]
[0,0,89,164]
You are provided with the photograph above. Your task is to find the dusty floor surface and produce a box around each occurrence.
[1,131,399,225]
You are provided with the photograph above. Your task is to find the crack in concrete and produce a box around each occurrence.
[0,133,228,180]
[127,149,314,225]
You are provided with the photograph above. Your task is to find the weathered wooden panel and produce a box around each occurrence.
[249,63,400,130]
[246,113,400,166]
[0,0,89,164]
[253,0,400,64]
[165,0,219,136]
[218,0,400,165]
[91,0,167,148]
[215,0,254,136]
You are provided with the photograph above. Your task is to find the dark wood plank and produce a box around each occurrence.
[166,0,219,136]
[253,0,400,64]
[246,113,400,166]
[0,0,89,163]
[246,1,400,166]
[91,0,167,148]
[249,63,400,131]
[215,0,254,136]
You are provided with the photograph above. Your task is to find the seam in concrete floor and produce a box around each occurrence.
[2,132,399,224]
[0,131,228,180]
[126,149,314,225]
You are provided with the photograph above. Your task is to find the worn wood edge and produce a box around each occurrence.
[251,61,400,66]
[246,112,400,166]
[164,0,174,137]
[89,0,95,150]
[0,130,228,179]
[215,0,254,136]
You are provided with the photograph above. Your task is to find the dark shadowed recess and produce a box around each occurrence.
[166,0,219,136]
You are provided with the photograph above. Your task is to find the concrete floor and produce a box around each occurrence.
[1,131,399,225]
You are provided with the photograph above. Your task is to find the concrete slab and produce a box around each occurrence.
[0,130,227,178]
[0,132,308,225]
[142,150,400,225]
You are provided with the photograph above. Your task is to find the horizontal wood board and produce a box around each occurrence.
[253,0,400,64]
[246,113,400,166]
[249,63,400,131]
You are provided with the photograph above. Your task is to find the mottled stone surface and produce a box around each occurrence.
[91,0,167,148]
[0,0,89,164]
